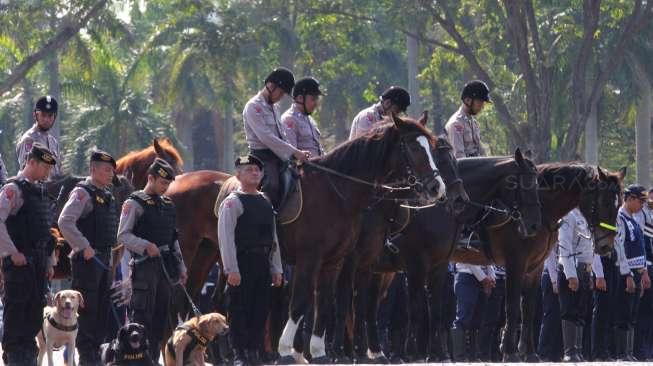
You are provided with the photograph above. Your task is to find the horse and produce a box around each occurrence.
[335,150,543,362]
[451,163,625,361]
[275,114,446,363]
[116,138,184,189]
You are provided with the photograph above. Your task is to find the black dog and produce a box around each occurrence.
[101,323,154,365]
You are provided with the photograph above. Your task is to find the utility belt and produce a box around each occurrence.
[237,246,271,256]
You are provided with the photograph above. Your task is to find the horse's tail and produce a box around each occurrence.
[213,176,240,219]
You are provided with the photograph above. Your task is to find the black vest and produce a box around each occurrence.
[75,181,118,251]
[6,178,51,255]
[234,193,275,252]
[129,191,176,248]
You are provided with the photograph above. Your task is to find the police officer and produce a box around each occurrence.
[591,246,617,360]
[57,150,118,365]
[538,246,563,361]
[444,80,490,158]
[282,77,324,157]
[16,95,62,176]
[634,187,653,360]
[613,184,651,361]
[478,265,506,361]
[243,67,310,208]
[349,86,411,140]
[556,208,594,361]
[217,155,283,366]
[450,263,495,362]
[0,143,56,365]
[117,158,188,361]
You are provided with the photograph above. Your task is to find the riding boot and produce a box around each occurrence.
[278,166,293,209]
[575,325,586,362]
[615,328,628,361]
[562,320,581,362]
[626,328,638,361]
[451,327,467,362]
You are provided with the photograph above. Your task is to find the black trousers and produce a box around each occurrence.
[1,253,47,357]
[614,270,643,330]
[130,258,172,359]
[71,251,111,359]
[251,149,283,208]
[592,255,617,359]
[558,264,592,325]
[538,272,562,361]
[227,252,272,352]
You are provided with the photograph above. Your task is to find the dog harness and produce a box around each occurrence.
[166,324,209,361]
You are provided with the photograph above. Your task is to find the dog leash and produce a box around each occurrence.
[91,255,127,327]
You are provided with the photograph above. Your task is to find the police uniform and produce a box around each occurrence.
[537,246,563,361]
[117,159,187,361]
[478,265,506,361]
[243,68,299,208]
[217,155,282,365]
[281,103,323,157]
[57,150,118,364]
[613,201,648,360]
[590,247,617,360]
[16,96,62,177]
[0,144,56,365]
[634,205,653,360]
[349,103,385,140]
[451,263,494,361]
[556,208,594,361]
[444,107,485,159]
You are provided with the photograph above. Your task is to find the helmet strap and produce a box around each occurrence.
[264,84,277,104]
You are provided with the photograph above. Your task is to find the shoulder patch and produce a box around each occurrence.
[255,106,262,114]
[285,119,295,129]
[4,187,15,201]
[367,114,374,122]
[454,124,464,132]
[75,189,87,201]
[121,202,131,216]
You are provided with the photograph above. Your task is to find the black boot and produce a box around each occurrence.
[470,329,482,362]
[476,326,492,361]
[615,328,628,361]
[246,349,262,366]
[561,320,581,362]
[575,325,586,362]
[451,327,467,362]
[626,328,638,361]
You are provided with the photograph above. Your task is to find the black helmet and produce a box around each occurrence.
[380,86,411,112]
[461,80,491,102]
[34,95,58,114]
[265,67,295,94]
[292,77,323,98]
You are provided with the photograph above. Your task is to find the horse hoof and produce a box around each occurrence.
[503,353,521,362]
[311,355,333,364]
[276,355,296,365]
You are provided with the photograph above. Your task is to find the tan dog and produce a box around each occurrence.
[164,313,229,366]
[36,290,84,366]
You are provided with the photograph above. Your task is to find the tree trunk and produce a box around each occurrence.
[630,55,652,187]
[173,108,194,169]
[406,32,422,117]
[22,78,33,128]
[583,102,599,165]
[192,108,220,170]
[47,55,62,140]
[222,100,235,172]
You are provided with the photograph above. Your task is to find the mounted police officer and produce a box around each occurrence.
[57,150,118,365]
[282,77,324,157]
[349,86,410,139]
[243,67,310,209]
[217,155,283,366]
[445,80,490,158]
[16,95,62,177]
[557,208,594,361]
[0,143,56,365]
[117,158,188,361]
[613,184,651,361]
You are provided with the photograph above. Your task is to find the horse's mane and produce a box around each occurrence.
[537,162,597,191]
[312,117,435,177]
[116,138,183,172]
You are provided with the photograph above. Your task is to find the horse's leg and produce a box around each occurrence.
[501,255,528,361]
[405,261,428,362]
[365,273,386,358]
[310,267,341,363]
[518,274,541,361]
[426,265,449,362]
[277,257,319,364]
[332,255,355,363]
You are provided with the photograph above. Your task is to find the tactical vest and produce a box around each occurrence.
[75,182,118,252]
[620,212,646,269]
[5,178,51,255]
[234,193,274,252]
[129,191,176,248]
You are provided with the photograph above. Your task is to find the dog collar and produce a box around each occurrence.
[46,313,78,332]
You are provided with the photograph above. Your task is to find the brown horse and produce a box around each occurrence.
[116,138,184,189]
[451,163,625,361]
[276,114,446,363]
[340,151,543,362]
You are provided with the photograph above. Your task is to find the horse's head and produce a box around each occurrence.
[153,138,184,175]
[110,174,135,208]
[579,166,626,256]
[386,113,446,204]
[432,135,469,214]
[499,148,542,238]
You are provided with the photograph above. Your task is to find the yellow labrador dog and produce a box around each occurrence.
[164,313,229,366]
[36,290,84,366]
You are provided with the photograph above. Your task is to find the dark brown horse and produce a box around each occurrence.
[276,114,446,363]
[116,138,184,189]
[451,163,625,361]
[338,151,543,362]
